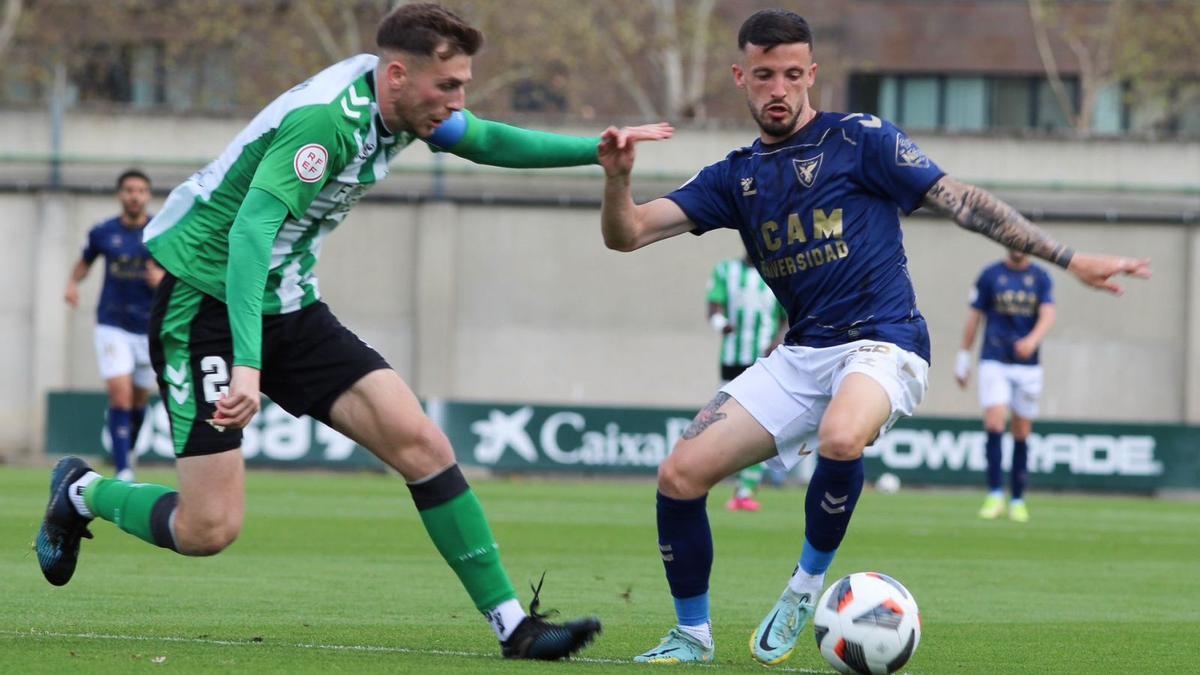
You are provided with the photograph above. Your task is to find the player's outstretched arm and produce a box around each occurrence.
[599,127,695,252]
[426,110,672,169]
[922,176,1151,294]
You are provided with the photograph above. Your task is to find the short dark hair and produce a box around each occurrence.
[116,169,150,190]
[737,10,813,52]
[376,3,482,58]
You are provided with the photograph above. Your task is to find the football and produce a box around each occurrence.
[813,572,921,674]
[875,472,901,494]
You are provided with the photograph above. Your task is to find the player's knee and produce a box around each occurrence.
[177,513,242,556]
[984,420,1006,435]
[818,428,866,461]
[657,452,709,499]
[402,418,453,461]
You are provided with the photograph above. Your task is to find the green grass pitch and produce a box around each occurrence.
[2,466,1197,673]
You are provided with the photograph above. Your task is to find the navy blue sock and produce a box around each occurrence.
[802,456,864,564]
[108,407,132,474]
[1011,439,1029,500]
[131,407,146,449]
[656,491,712,627]
[985,432,1003,493]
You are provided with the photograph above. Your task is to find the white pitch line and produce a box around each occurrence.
[0,629,825,672]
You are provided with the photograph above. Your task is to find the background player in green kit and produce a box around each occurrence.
[36,3,671,661]
[706,257,785,512]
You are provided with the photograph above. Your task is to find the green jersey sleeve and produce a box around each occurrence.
[706,262,728,305]
[249,105,343,218]
[424,109,600,168]
[226,188,290,369]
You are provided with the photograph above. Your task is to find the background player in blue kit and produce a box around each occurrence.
[596,9,1150,666]
[64,169,163,481]
[955,249,1056,523]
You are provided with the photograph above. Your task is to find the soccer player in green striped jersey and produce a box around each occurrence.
[36,3,671,661]
[706,257,785,512]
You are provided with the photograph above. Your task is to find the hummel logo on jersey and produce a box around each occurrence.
[164,362,189,406]
[821,491,848,514]
[470,407,538,464]
[741,177,757,196]
[340,83,371,119]
[659,543,674,562]
[793,154,823,189]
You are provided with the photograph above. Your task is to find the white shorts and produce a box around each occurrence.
[978,359,1043,419]
[94,324,155,389]
[721,340,929,470]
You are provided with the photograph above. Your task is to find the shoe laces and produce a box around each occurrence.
[526,572,559,622]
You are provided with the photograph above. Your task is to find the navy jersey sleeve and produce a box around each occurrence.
[81,225,103,264]
[854,118,945,215]
[969,269,991,311]
[1038,268,1055,306]
[664,160,736,235]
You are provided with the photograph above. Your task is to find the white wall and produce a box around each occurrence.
[3,107,1197,459]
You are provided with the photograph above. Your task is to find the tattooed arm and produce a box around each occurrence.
[922,176,1152,294]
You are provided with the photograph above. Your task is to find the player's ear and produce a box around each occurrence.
[385,58,408,88]
[732,63,746,89]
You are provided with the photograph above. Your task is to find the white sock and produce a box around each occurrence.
[787,568,825,598]
[486,598,526,642]
[68,471,101,519]
[734,486,754,499]
[1011,498,1025,506]
[678,622,713,648]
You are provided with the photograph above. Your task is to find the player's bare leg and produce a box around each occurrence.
[328,369,600,660]
[1008,414,1033,522]
[172,452,245,555]
[637,395,775,663]
[37,447,242,586]
[979,404,1010,519]
[752,373,891,666]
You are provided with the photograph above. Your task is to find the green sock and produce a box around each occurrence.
[738,463,765,496]
[410,466,517,613]
[84,478,179,550]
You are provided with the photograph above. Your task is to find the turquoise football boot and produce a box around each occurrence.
[750,588,815,666]
[634,627,714,664]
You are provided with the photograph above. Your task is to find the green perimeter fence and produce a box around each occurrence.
[44,391,1200,493]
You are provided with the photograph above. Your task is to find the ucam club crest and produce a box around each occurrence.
[894,134,930,169]
[793,153,823,189]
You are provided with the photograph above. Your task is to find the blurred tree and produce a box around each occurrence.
[1027,0,1125,133]
[1028,0,1199,135]
[1116,0,1200,133]
[0,0,21,59]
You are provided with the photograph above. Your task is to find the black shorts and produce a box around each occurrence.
[721,363,751,382]
[148,273,390,458]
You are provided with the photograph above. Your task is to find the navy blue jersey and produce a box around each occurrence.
[81,216,156,334]
[970,261,1054,365]
[666,112,944,362]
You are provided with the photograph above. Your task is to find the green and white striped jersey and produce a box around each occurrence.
[145,54,411,315]
[707,258,786,367]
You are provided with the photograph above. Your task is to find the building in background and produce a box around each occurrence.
[1,1,1196,136]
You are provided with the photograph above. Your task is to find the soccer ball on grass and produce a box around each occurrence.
[813,572,921,674]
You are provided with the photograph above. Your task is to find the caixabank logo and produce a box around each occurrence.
[457,404,693,470]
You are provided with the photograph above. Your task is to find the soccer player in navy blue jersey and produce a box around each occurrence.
[955,250,1056,523]
[64,170,164,482]
[598,9,1150,666]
